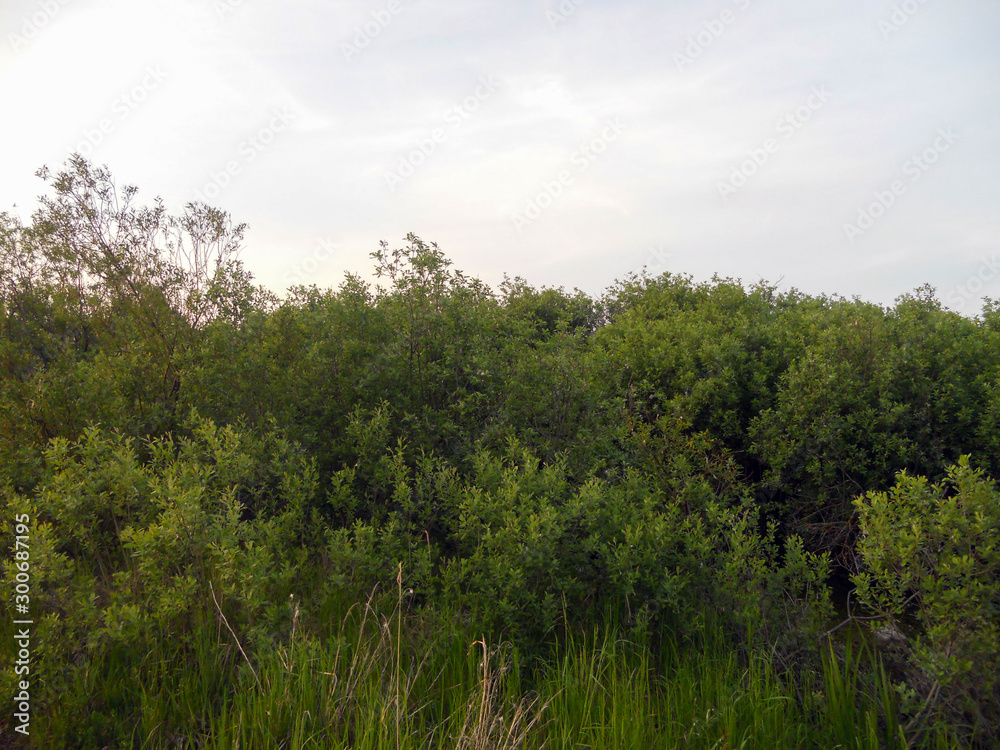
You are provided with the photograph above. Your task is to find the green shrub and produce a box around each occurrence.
[853,456,1000,744]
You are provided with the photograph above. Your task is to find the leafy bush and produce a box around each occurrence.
[0,415,319,745]
[1,158,995,747]
[853,457,1000,744]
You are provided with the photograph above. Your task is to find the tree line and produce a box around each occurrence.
[2,157,998,747]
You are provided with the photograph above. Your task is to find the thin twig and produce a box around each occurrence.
[208,580,260,688]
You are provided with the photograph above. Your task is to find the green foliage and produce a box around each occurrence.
[0,157,256,492]
[751,289,1000,553]
[1,159,996,747]
[853,457,1000,743]
[0,415,318,746]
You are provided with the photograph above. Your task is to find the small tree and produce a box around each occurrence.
[0,156,253,488]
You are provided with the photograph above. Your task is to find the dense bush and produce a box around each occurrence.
[1,158,996,747]
[853,457,1000,744]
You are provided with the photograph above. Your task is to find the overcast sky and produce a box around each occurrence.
[1,0,998,313]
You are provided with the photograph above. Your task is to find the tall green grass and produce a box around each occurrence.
[534,625,924,750]
[21,586,963,749]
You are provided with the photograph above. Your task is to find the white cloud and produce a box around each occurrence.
[1,0,998,309]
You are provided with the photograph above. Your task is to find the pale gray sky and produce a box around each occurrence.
[1,0,998,313]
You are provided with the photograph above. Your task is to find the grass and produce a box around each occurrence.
[12,578,967,750]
